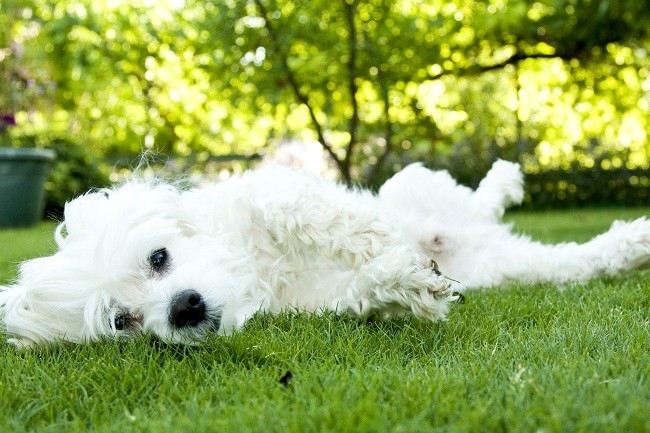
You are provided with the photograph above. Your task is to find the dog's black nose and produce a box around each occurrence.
[170,290,206,328]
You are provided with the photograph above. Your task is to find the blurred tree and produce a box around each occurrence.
[2,0,649,185]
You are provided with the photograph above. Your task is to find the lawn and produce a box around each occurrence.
[1,208,649,433]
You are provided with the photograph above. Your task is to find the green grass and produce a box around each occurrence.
[0,221,58,282]
[1,208,649,433]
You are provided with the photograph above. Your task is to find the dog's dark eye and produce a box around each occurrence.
[149,248,168,272]
[114,314,126,331]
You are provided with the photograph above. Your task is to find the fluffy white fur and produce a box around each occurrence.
[1,160,648,348]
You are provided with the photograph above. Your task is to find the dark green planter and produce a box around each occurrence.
[0,147,56,227]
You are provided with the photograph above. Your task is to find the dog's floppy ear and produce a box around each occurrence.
[0,284,39,349]
[55,190,112,246]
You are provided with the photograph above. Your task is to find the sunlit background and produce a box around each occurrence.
[1,0,649,213]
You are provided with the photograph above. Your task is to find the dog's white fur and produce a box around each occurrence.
[1,160,648,348]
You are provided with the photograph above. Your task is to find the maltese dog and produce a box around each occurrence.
[1,160,648,347]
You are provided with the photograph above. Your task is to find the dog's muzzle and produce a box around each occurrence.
[169,289,209,328]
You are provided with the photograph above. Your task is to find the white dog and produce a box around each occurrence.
[1,161,648,348]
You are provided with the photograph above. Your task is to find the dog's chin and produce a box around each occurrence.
[157,312,223,345]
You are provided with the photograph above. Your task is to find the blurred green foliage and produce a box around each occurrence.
[524,167,649,208]
[1,0,649,201]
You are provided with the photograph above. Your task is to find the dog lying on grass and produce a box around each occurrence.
[1,160,648,347]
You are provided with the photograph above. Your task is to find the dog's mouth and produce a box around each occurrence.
[168,320,221,343]
[205,311,223,333]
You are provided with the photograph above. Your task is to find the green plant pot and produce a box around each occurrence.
[0,147,56,227]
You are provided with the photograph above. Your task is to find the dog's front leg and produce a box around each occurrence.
[342,249,456,321]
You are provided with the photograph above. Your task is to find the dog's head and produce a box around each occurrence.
[0,182,256,348]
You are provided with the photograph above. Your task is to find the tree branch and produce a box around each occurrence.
[356,18,397,186]
[366,79,394,187]
[252,0,349,181]
[425,52,573,81]
[341,0,359,180]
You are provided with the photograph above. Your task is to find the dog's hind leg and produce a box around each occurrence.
[379,159,523,226]
[440,217,650,289]
[532,217,650,284]
[471,160,524,222]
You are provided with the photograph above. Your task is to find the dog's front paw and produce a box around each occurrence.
[424,257,460,293]
[396,255,459,320]
[425,266,453,299]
